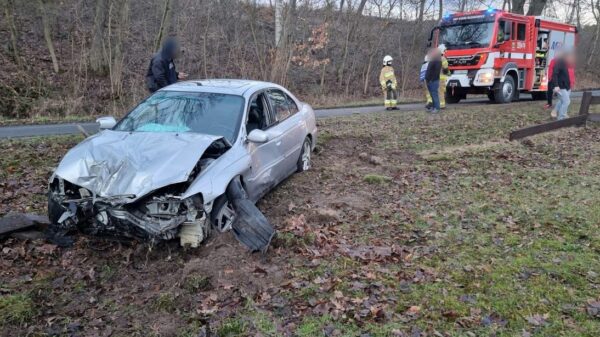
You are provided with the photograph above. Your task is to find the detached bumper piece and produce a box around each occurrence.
[226,178,275,253]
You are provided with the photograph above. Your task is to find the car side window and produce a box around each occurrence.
[267,89,291,122]
[246,93,272,133]
[286,93,299,115]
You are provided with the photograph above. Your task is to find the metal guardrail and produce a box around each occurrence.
[509,91,600,141]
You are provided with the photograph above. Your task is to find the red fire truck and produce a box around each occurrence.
[429,8,577,104]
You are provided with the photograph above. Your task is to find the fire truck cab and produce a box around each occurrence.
[429,8,577,104]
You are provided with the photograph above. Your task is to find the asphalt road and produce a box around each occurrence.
[0,90,596,139]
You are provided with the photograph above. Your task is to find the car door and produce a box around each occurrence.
[243,92,286,202]
[265,89,306,176]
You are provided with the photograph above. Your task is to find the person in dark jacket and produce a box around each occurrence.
[425,48,442,113]
[551,51,572,120]
[146,37,188,92]
[545,57,556,109]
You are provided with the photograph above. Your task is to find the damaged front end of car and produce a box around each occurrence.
[47,130,275,251]
[47,131,233,247]
[48,178,212,246]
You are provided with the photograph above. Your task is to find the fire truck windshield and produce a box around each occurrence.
[439,22,494,50]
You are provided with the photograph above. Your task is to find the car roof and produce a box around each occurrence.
[160,79,280,97]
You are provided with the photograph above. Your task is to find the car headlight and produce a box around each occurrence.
[475,69,495,85]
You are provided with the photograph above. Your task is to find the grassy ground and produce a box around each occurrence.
[0,101,599,336]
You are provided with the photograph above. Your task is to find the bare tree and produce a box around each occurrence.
[512,0,526,13]
[337,0,368,83]
[527,0,548,15]
[587,0,600,65]
[2,0,20,66]
[90,0,109,73]
[155,0,173,51]
[38,0,59,73]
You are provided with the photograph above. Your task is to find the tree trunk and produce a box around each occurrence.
[526,0,548,15]
[275,0,282,46]
[438,0,443,21]
[512,0,526,14]
[3,0,20,66]
[155,0,172,51]
[270,0,297,83]
[418,0,425,22]
[90,0,109,73]
[106,0,129,99]
[586,1,600,66]
[337,0,368,83]
[39,0,59,73]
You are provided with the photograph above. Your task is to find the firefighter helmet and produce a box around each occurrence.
[383,55,393,65]
[438,44,447,54]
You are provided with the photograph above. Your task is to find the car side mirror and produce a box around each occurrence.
[247,129,269,143]
[96,116,117,130]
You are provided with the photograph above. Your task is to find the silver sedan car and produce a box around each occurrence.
[48,80,317,250]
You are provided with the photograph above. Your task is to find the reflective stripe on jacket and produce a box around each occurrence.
[440,56,449,81]
[379,65,397,88]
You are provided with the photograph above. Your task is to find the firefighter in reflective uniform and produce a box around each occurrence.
[421,54,432,109]
[379,55,398,110]
[438,44,450,109]
[424,45,449,108]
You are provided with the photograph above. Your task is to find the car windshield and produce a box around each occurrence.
[114,91,244,143]
[440,22,494,49]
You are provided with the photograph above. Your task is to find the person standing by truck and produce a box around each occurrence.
[438,44,450,109]
[421,54,432,109]
[425,48,442,114]
[551,51,572,120]
[379,55,398,110]
[545,56,556,110]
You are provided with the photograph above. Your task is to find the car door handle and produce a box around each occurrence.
[276,141,282,146]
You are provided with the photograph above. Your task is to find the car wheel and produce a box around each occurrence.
[210,196,236,232]
[297,137,312,172]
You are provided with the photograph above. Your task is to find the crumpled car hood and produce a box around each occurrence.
[54,130,222,199]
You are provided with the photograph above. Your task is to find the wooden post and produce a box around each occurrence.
[578,91,592,116]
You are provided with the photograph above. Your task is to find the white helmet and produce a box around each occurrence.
[383,55,393,65]
[438,44,447,54]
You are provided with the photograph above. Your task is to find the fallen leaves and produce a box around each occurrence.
[586,299,600,318]
[525,313,550,326]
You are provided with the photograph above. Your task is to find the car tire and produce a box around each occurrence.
[296,137,312,172]
[494,76,516,103]
[210,195,236,232]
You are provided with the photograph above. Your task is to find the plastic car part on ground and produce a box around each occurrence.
[226,177,275,253]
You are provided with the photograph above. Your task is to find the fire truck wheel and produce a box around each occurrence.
[494,76,516,104]
[531,92,547,101]
[446,92,462,104]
